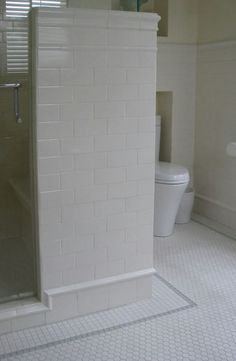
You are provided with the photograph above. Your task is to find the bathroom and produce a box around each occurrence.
[0,0,236,359]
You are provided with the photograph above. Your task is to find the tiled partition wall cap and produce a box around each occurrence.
[28,8,160,326]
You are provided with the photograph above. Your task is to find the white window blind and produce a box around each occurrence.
[4,0,66,73]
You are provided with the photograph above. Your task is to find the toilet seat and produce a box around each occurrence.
[155,161,189,185]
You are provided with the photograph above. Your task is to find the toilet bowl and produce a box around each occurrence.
[154,116,189,237]
[154,162,189,236]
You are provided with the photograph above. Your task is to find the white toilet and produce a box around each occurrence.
[154,116,189,237]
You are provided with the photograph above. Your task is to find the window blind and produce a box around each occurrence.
[4,0,66,73]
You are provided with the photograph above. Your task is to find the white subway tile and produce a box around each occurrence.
[94,68,126,84]
[138,84,156,100]
[126,133,155,149]
[39,156,73,175]
[94,230,125,248]
[38,121,73,139]
[46,293,78,323]
[62,204,94,222]
[38,86,73,104]
[77,248,107,266]
[95,135,125,152]
[108,84,138,101]
[77,286,109,315]
[126,68,155,84]
[75,49,107,68]
[43,271,63,289]
[95,199,124,217]
[39,190,74,209]
[43,253,76,273]
[37,104,60,122]
[136,276,152,301]
[60,102,93,121]
[108,117,138,134]
[95,260,124,279]
[126,224,153,243]
[126,194,154,212]
[60,137,94,154]
[94,101,126,119]
[61,234,94,254]
[75,217,107,235]
[40,222,75,242]
[125,253,153,272]
[137,235,153,254]
[108,29,139,47]
[38,174,60,192]
[41,240,61,257]
[39,27,70,45]
[39,208,61,225]
[137,179,155,195]
[138,50,156,67]
[74,10,108,27]
[136,209,154,226]
[126,165,155,181]
[74,118,107,136]
[61,171,94,189]
[107,242,136,261]
[12,314,46,332]
[71,28,108,46]
[107,150,137,168]
[38,69,60,86]
[126,100,155,117]
[63,265,94,286]
[138,117,155,132]
[74,152,106,170]
[38,49,73,68]
[109,279,136,308]
[138,30,157,47]
[108,49,139,67]
[108,182,137,199]
[138,148,155,164]
[107,212,136,230]
[74,85,107,102]
[95,168,125,184]
[75,185,107,203]
[38,139,60,157]
[61,68,93,85]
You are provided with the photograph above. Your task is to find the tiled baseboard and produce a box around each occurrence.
[0,269,155,335]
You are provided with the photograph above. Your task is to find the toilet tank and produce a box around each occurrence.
[155,115,161,163]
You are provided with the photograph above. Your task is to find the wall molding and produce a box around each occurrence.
[192,213,236,241]
[194,194,236,233]
[45,268,156,308]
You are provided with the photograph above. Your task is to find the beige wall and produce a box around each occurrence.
[194,1,236,229]
[198,0,236,43]
[164,0,198,44]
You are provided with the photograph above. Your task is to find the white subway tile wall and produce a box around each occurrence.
[33,8,157,318]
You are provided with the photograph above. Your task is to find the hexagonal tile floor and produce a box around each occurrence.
[2,221,236,360]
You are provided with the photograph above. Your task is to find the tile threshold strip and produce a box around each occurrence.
[0,273,197,360]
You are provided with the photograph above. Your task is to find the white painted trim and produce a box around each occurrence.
[197,40,236,49]
[195,193,236,213]
[192,213,236,240]
[0,301,49,322]
[45,268,156,298]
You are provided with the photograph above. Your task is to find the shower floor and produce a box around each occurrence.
[0,238,35,303]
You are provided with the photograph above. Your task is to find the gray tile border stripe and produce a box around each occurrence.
[0,273,197,360]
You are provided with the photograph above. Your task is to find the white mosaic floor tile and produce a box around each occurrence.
[2,221,236,360]
[0,274,194,359]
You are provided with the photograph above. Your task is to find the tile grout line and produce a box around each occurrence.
[0,273,197,360]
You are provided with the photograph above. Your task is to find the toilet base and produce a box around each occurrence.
[154,181,188,237]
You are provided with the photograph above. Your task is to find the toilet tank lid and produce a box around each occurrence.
[155,162,189,184]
